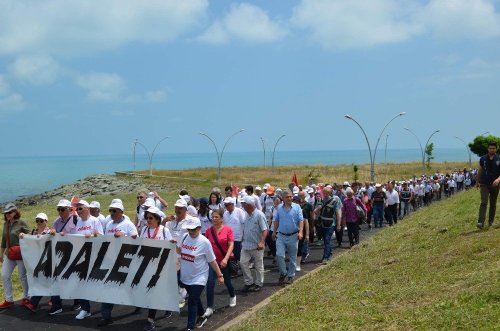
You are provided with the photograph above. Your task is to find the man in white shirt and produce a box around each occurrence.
[223,197,246,263]
[385,184,400,226]
[89,201,107,229]
[245,185,262,211]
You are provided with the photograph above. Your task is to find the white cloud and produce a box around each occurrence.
[197,3,287,44]
[0,74,26,113]
[420,0,500,39]
[7,55,61,85]
[0,0,208,55]
[0,75,10,96]
[76,72,168,103]
[76,73,126,101]
[290,0,500,50]
[291,0,421,49]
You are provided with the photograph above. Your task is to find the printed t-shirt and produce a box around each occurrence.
[105,218,138,237]
[72,216,103,236]
[140,225,172,241]
[179,234,216,286]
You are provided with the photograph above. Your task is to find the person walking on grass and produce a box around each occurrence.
[477,141,500,229]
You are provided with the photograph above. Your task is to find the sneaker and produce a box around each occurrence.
[242,284,255,292]
[71,302,81,311]
[48,306,63,315]
[278,274,287,285]
[286,277,294,285]
[229,296,236,307]
[143,320,156,331]
[202,307,213,318]
[248,262,254,269]
[24,302,36,313]
[320,259,328,265]
[21,297,30,306]
[97,318,114,326]
[164,310,172,318]
[0,300,14,309]
[75,310,91,320]
[196,316,208,328]
[295,266,301,272]
[251,285,262,292]
[477,222,484,229]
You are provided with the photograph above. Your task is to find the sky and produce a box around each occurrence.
[0,0,499,157]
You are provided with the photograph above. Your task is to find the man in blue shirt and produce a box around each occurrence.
[273,190,304,285]
[477,141,500,228]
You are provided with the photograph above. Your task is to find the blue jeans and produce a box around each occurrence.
[101,303,114,320]
[372,204,384,227]
[206,265,235,308]
[322,226,334,261]
[184,284,205,329]
[233,241,242,261]
[276,233,298,278]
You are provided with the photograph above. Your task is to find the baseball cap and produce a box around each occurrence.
[174,199,188,208]
[182,217,202,230]
[146,206,162,218]
[343,181,350,187]
[223,197,236,205]
[142,198,156,208]
[3,203,17,214]
[76,200,90,208]
[56,199,72,208]
[36,213,48,221]
[263,183,271,190]
[241,195,256,207]
[255,186,262,191]
[89,201,101,209]
[109,200,124,211]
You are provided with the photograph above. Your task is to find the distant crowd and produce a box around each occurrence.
[1,167,477,330]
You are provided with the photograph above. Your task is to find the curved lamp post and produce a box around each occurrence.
[271,134,286,172]
[404,128,440,173]
[260,137,266,168]
[345,112,406,181]
[133,137,170,176]
[199,129,245,182]
[454,136,472,169]
[384,134,389,164]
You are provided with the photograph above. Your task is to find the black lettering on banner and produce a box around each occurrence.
[105,244,139,285]
[147,248,171,291]
[61,242,93,281]
[88,241,111,282]
[131,245,162,288]
[53,241,73,278]
[33,241,52,278]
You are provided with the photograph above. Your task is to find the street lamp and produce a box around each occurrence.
[404,128,440,173]
[133,137,170,176]
[260,137,266,168]
[271,134,286,172]
[481,131,490,136]
[384,134,389,164]
[345,112,406,181]
[199,129,245,182]
[455,136,472,169]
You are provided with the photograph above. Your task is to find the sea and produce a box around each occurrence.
[0,148,473,203]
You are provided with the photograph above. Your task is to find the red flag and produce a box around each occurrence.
[231,184,240,197]
[292,173,299,187]
[70,196,80,216]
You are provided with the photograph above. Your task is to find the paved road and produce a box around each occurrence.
[0,224,381,331]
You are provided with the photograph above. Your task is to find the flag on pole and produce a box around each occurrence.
[231,184,240,197]
[70,196,80,215]
[292,173,299,187]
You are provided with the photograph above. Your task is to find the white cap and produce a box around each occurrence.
[182,217,201,229]
[292,186,299,194]
[142,198,156,208]
[76,200,90,208]
[179,194,191,203]
[306,187,314,194]
[35,213,48,221]
[241,196,256,207]
[57,199,72,208]
[343,181,350,186]
[375,183,382,188]
[174,199,188,208]
[255,186,262,191]
[345,187,354,195]
[187,205,198,217]
[263,183,270,190]
[146,206,162,218]
[109,200,124,211]
[89,201,101,209]
[223,197,236,205]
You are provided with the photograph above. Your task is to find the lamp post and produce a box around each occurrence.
[481,131,490,136]
[260,137,266,168]
[384,134,389,164]
[345,112,406,181]
[454,136,472,169]
[271,134,286,172]
[404,128,440,173]
[133,137,170,176]
[199,129,245,182]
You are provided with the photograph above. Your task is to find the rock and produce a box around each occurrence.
[365,290,376,298]
[360,300,369,306]
[438,228,448,233]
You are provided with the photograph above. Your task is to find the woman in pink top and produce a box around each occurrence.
[202,209,236,318]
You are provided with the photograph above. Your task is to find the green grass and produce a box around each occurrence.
[229,189,499,330]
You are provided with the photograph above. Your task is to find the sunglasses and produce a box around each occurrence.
[57,207,67,212]
[76,207,85,211]
[108,209,120,213]
[187,228,198,231]
[35,219,46,223]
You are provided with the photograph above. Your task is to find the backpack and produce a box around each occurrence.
[319,197,340,228]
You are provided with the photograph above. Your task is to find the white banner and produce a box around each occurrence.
[21,234,179,311]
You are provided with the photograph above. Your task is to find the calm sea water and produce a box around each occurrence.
[0,148,473,203]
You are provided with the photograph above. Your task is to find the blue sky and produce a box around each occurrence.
[0,0,498,157]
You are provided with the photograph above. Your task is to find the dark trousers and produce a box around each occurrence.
[184,284,205,329]
[479,184,499,225]
[346,222,359,246]
[101,303,114,320]
[335,226,343,246]
[265,231,276,257]
[206,266,234,308]
[233,241,242,261]
[386,204,398,226]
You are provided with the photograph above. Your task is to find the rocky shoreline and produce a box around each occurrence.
[13,174,168,207]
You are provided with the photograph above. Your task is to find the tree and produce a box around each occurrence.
[469,135,500,157]
[353,164,359,182]
[425,143,434,170]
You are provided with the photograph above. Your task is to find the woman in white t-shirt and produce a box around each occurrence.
[140,207,172,331]
[177,218,224,330]
[208,192,223,211]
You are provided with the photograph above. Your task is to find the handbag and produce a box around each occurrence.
[6,222,22,260]
[355,199,367,224]
[210,227,239,276]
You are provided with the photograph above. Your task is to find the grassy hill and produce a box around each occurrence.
[228,189,499,330]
